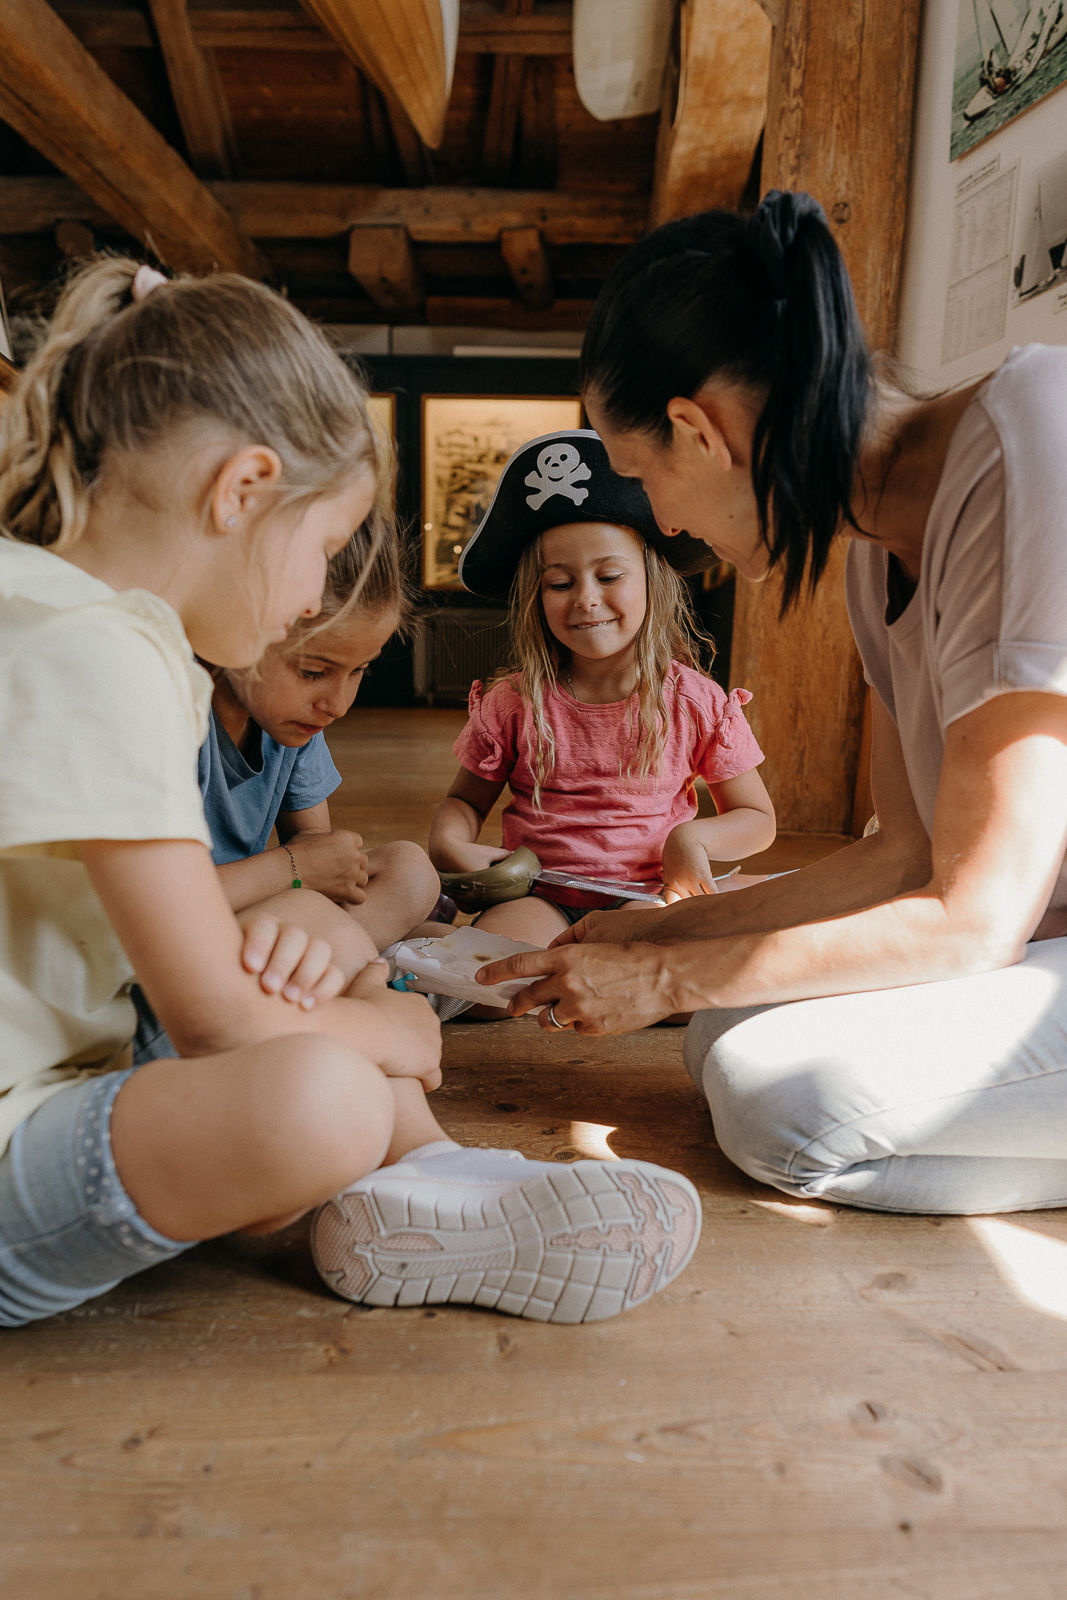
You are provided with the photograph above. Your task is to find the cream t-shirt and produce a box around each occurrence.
[0,539,213,1154]
[846,343,1067,918]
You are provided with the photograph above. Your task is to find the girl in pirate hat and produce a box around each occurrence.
[428,429,776,959]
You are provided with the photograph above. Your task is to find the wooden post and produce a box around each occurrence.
[728,0,921,833]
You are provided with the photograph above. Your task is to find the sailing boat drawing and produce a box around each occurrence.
[1014,182,1057,296]
[964,0,1067,122]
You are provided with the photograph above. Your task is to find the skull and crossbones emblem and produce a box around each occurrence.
[524,443,591,511]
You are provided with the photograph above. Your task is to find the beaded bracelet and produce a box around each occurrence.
[283,845,301,888]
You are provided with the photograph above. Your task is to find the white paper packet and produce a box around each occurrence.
[389,926,543,1009]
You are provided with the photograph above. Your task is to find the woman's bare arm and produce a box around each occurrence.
[479,691,1067,1032]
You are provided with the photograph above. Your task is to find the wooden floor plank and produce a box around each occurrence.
[3,706,1065,1599]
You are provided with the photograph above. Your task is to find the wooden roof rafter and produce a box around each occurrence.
[483,0,535,183]
[52,1,574,56]
[0,178,648,246]
[145,0,238,179]
[0,0,265,277]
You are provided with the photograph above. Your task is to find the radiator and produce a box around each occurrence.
[413,608,512,705]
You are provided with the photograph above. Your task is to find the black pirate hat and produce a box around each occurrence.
[457,429,718,600]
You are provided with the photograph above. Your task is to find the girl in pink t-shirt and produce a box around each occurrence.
[429,430,776,948]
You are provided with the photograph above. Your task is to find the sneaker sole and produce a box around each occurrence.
[310,1160,701,1323]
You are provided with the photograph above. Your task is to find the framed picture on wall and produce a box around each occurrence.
[420,394,583,590]
[366,392,397,512]
[952,0,1067,160]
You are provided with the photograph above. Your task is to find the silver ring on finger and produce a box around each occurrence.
[546,1002,566,1030]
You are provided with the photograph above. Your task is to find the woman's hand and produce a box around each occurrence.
[345,960,443,1091]
[661,822,721,902]
[475,939,679,1034]
[550,902,679,947]
[240,914,348,1008]
[284,829,370,905]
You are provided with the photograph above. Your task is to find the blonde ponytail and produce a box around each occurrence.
[0,255,377,551]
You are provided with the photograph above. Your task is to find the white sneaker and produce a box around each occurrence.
[311,1150,701,1323]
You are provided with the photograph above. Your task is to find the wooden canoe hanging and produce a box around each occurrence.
[572,0,677,121]
[298,0,457,148]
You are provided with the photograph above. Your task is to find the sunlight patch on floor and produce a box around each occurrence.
[569,1121,619,1160]
[970,1216,1067,1320]
[750,1198,835,1225]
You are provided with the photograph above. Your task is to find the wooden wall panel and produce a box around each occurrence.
[729,0,922,833]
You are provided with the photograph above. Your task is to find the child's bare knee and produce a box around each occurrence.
[369,839,440,915]
[268,1037,394,1181]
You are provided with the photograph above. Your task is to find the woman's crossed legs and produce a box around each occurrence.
[684,935,1067,1214]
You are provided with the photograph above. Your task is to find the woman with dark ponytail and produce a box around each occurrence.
[478,190,1067,1218]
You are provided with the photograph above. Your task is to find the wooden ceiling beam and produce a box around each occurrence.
[499,224,554,310]
[515,56,557,188]
[0,0,264,276]
[54,2,572,55]
[482,0,535,183]
[381,98,433,187]
[218,183,646,244]
[147,0,238,178]
[651,0,772,225]
[0,178,647,246]
[346,225,424,315]
[361,80,429,186]
[461,5,570,56]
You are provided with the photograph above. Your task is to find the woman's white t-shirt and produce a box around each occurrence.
[0,540,213,1154]
[846,343,1067,919]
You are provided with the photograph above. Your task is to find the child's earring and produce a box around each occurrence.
[225,514,237,529]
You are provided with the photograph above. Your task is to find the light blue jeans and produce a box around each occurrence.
[683,936,1067,1214]
[0,1067,192,1327]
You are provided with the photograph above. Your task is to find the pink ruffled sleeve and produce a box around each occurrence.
[691,681,765,782]
[452,678,519,781]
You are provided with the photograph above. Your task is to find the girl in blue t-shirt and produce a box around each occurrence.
[201,516,441,962]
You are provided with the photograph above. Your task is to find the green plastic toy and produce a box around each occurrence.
[437,846,542,913]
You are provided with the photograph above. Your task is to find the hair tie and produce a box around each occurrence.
[751,190,826,304]
[131,264,168,302]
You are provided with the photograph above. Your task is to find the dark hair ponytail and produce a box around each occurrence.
[579,191,873,611]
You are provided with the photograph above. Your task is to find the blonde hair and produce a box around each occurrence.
[285,496,416,653]
[494,526,715,808]
[0,255,378,551]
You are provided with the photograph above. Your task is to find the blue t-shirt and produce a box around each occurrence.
[197,711,341,865]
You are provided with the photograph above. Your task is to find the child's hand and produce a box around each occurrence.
[240,914,348,1008]
[661,823,721,903]
[285,829,370,905]
[345,960,442,1091]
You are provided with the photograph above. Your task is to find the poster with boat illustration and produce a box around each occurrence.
[953,0,1067,158]
[1011,151,1067,302]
